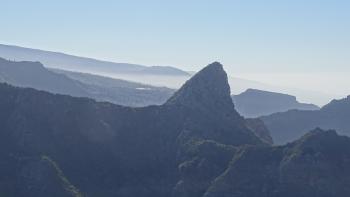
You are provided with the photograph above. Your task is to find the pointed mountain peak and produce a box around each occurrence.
[165,62,233,111]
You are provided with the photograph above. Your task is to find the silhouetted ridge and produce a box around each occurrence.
[0,57,44,69]
[0,58,174,107]
[232,88,319,118]
[321,95,350,112]
[166,62,233,112]
[262,95,350,144]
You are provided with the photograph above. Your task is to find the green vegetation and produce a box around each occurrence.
[41,155,83,197]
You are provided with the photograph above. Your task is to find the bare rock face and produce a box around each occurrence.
[166,62,262,146]
[166,62,233,112]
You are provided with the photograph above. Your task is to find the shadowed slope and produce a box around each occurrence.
[262,95,350,144]
[0,62,262,197]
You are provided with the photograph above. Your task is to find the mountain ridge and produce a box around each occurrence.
[0,57,174,107]
[0,44,190,76]
[233,88,320,117]
[261,95,350,144]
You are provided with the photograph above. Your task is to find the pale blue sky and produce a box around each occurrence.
[1,0,349,74]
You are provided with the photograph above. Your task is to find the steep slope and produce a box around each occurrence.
[0,62,262,197]
[0,44,190,76]
[261,95,350,144]
[245,118,273,145]
[232,88,319,118]
[166,62,262,146]
[0,58,88,96]
[204,128,350,197]
[0,58,174,106]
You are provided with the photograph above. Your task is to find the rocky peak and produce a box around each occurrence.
[165,62,233,113]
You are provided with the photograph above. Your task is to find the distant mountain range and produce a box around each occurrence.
[0,44,190,76]
[0,58,174,107]
[1,62,350,197]
[1,57,323,116]
[0,44,337,106]
[232,89,319,118]
[261,95,350,144]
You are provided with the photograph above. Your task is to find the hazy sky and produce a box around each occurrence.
[1,0,350,99]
